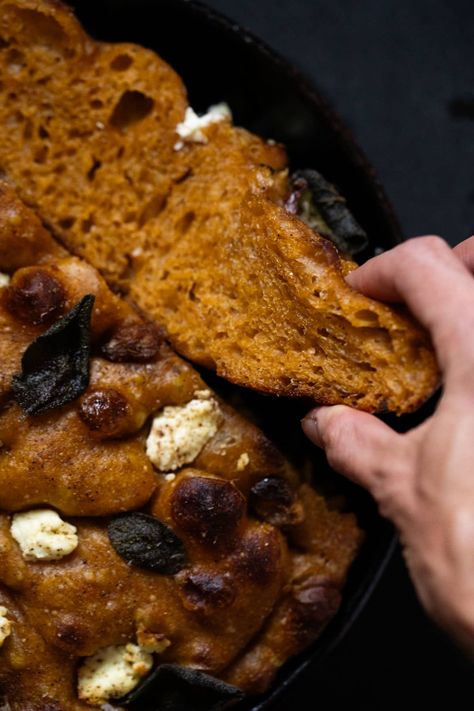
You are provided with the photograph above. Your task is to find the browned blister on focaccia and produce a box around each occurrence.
[0,0,439,414]
[0,184,363,708]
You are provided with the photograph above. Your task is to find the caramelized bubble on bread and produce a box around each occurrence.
[0,0,438,414]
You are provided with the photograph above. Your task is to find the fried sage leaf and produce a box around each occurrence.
[288,169,369,257]
[118,663,244,711]
[11,294,95,415]
[108,512,187,574]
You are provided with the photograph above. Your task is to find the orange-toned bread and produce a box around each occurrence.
[0,184,362,708]
[0,0,439,414]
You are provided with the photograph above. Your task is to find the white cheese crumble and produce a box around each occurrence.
[77,643,153,706]
[174,102,232,150]
[146,397,223,471]
[0,607,12,647]
[10,509,78,561]
[236,452,250,471]
[0,272,10,287]
[193,389,212,400]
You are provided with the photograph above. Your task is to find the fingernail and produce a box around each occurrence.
[301,407,324,448]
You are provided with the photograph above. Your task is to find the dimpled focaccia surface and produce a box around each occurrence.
[0,0,439,414]
[0,185,363,708]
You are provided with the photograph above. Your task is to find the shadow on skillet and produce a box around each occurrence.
[67,1,436,708]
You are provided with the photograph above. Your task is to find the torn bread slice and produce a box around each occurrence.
[0,0,439,413]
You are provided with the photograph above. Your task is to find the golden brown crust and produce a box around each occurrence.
[0,0,439,414]
[0,185,363,707]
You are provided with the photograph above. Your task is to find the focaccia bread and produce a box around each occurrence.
[0,0,439,414]
[0,185,362,709]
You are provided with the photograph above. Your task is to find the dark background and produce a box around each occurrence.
[204,1,473,708]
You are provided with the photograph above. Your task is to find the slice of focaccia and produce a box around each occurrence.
[0,0,439,414]
[0,184,362,709]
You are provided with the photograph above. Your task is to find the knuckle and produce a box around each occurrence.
[413,234,447,252]
[402,235,449,263]
[372,459,415,523]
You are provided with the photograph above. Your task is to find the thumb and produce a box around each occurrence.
[302,405,410,493]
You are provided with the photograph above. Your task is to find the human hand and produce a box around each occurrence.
[302,235,474,655]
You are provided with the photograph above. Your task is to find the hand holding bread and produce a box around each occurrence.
[304,236,474,655]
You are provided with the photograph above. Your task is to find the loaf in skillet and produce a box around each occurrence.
[0,184,363,709]
[0,0,439,414]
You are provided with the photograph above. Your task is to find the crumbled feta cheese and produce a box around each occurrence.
[10,509,78,561]
[193,389,212,400]
[146,398,223,471]
[0,607,12,647]
[174,103,231,150]
[0,272,10,287]
[78,643,153,706]
[236,452,250,471]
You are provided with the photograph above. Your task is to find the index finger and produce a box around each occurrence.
[346,236,474,372]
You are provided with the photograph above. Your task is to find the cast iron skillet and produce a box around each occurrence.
[69,1,402,708]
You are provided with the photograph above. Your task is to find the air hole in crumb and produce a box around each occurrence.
[6,48,24,73]
[33,145,48,163]
[58,217,75,230]
[81,217,94,233]
[13,8,67,47]
[139,193,167,227]
[177,211,195,234]
[109,90,154,129]
[110,54,133,71]
[354,309,379,324]
[38,125,49,139]
[313,290,320,298]
[23,119,33,140]
[358,362,377,372]
[123,210,136,224]
[87,157,102,181]
[90,98,103,110]
[188,283,198,302]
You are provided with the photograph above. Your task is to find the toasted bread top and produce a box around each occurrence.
[0,0,439,415]
[0,183,362,707]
